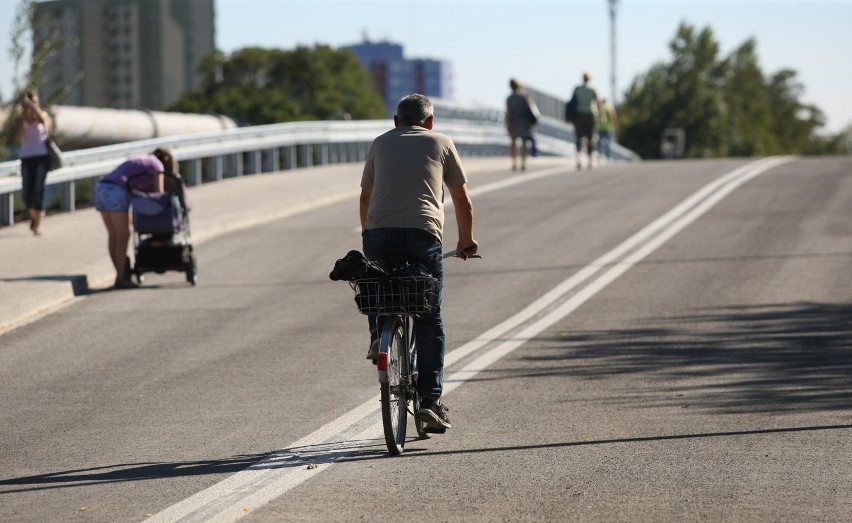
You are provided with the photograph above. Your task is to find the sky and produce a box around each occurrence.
[1,0,850,134]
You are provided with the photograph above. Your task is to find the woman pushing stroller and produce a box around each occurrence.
[95,148,176,289]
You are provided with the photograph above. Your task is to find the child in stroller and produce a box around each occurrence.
[129,169,197,285]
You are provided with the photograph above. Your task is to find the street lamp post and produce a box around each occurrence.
[608,0,619,104]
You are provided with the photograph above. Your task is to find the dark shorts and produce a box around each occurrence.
[574,113,596,140]
[508,125,533,140]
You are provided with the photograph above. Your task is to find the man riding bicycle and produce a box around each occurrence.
[360,93,478,431]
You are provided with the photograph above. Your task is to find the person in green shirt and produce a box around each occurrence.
[596,98,618,159]
[569,71,603,169]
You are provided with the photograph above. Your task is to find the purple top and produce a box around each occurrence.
[102,155,164,189]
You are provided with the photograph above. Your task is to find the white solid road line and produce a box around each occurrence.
[148,157,793,522]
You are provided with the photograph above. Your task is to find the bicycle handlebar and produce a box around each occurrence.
[443,246,481,259]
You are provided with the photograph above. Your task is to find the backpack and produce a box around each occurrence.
[564,94,578,123]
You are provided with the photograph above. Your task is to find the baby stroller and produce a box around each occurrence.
[129,171,197,286]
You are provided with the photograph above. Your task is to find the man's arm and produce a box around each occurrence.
[448,183,478,259]
[359,187,372,231]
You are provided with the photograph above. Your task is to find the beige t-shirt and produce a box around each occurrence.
[361,126,467,242]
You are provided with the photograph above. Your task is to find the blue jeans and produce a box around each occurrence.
[597,130,613,157]
[362,228,445,401]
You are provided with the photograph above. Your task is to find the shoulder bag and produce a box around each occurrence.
[45,136,63,171]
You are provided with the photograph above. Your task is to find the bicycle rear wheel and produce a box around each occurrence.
[379,316,408,455]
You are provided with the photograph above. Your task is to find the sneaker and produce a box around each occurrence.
[365,339,379,360]
[416,398,451,430]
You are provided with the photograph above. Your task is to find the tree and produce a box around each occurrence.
[167,45,387,124]
[2,0,79,160]
[1,0,38,159]
[718,39,775,156]
[618,24,726,159]
[617,22,843,158]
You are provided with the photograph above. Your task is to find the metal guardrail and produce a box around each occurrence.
[0,113,637,226]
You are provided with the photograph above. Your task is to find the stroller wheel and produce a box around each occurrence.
[132,264,144,285]
[127,256,144,285]
[185,256,198,286]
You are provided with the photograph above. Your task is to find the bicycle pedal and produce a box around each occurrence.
[423,426,446,434]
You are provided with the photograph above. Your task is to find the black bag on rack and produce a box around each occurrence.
[329,250,385,281]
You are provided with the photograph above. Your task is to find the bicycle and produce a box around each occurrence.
[349,247,479,455]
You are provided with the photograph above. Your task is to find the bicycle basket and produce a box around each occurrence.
[351,276,440,315]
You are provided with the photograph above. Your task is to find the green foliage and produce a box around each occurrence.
[167,45,387,124]
[618,22,844,158]
[2,0,79,160]
[1,0,36,159]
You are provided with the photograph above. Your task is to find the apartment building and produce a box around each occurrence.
[34,0,214,110]
[348,40,454,116]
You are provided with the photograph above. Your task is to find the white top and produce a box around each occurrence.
[19,120,48,159]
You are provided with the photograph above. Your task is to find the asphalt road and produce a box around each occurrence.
[2,156,851,522]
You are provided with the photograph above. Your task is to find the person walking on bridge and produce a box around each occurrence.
[569,71,603,170]
[15,90,53,236]
[505,78,539,171]
[360,93,478,431]
[597,97,618,159]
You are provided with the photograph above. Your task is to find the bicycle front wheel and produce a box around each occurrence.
[379,315,408,455]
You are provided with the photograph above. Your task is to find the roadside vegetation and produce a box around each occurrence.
[166,46,387,125]
[617,22,849,158]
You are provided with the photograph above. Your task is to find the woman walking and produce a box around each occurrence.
[505,78,539,172]
[15,90,53,236]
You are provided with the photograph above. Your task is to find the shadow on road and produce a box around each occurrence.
[0,454,267,494]
[377,423,852,459]
[495,300,852,414]
[5,421,850,493]
[0,439,395,495]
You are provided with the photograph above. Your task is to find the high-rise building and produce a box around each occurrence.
[34,0,214,110]
[348,40,454,116]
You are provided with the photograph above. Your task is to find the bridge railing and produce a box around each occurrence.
[0,111,638,226]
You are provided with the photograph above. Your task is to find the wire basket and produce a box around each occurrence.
[350,276,440,315]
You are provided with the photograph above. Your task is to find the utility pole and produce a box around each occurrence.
[608,0,619,104]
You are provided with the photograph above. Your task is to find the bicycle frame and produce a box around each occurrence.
[347,249,480,454]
